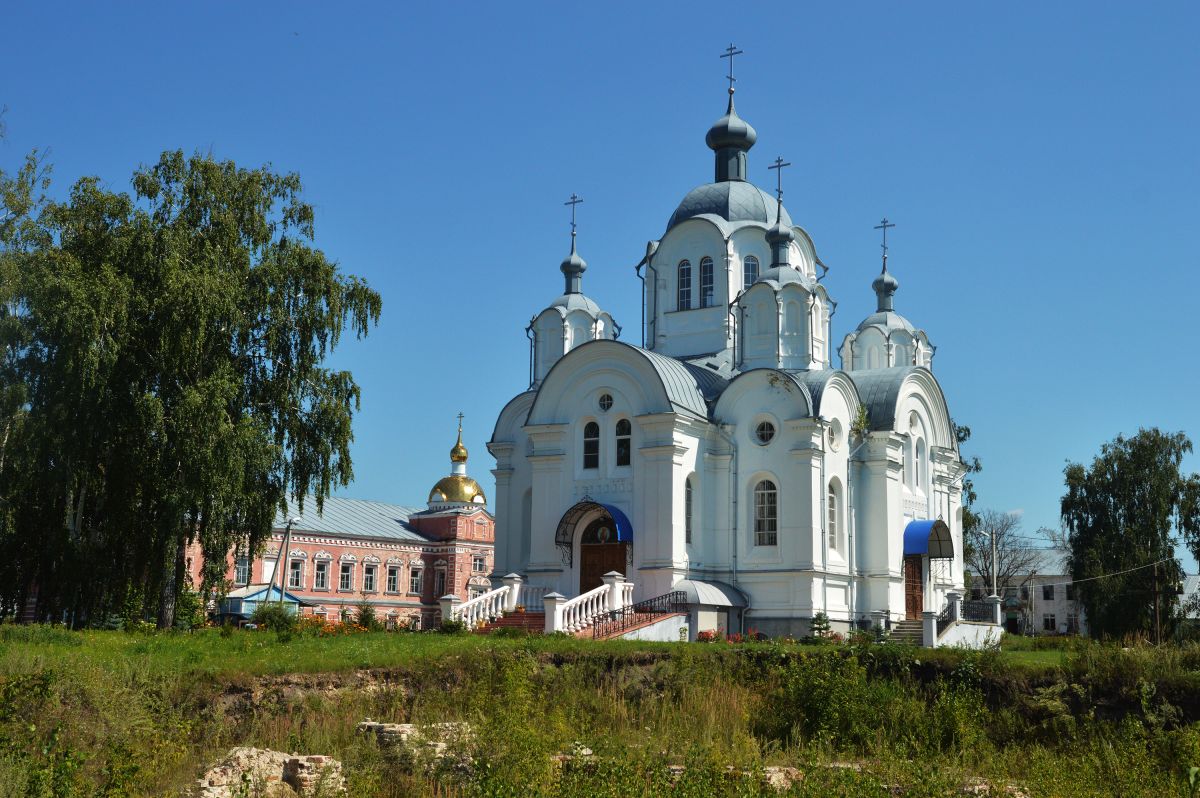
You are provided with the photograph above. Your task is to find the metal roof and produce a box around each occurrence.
[668,181,793,231]
[848,367,920,432]
[673,578,748,607]
[638,347,726,418]
[276,496,431,542]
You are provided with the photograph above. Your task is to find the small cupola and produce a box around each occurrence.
[428,415,487,509]
[707,89,757,182]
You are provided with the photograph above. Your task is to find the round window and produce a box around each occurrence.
[598,393,613,412]
[755,421,776,445]
[829,418,843,452]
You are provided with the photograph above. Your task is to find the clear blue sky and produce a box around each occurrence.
[3,2,1198,564]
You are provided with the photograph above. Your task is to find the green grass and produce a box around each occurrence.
[2,626,1200,797]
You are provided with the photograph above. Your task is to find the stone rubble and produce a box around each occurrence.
[195,746,344,798]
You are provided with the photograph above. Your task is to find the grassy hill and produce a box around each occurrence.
[2,625,1200,796]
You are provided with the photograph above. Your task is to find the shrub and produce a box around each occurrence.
[249,603,297,632]
[810,612,832,639]
[355,599,382,632]
[439,618,468,635]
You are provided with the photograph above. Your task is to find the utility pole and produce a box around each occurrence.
[276,516,301,607]
[991,526,998,597]
[1153,559,1162,645]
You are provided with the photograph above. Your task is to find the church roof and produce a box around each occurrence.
[638,347,728,418]
[668,181,793,231]
[546,292,604,314]
[275,496,431,542]
[848,366,922,432]
[855,310,920,336]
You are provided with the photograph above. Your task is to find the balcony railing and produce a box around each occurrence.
[591,591,687,640]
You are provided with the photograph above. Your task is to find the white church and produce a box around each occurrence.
[485,76,976,640]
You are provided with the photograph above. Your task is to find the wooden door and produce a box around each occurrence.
[580,543,628,593]
[904,555,924,620]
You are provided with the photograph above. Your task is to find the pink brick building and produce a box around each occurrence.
[191,424,494,629]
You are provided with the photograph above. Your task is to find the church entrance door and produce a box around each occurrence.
[579,516,629,593]
[904,555,924,620]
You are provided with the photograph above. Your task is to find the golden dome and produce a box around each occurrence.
[428,475,487,505]
[450,429,468,463]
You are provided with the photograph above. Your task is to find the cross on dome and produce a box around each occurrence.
[560,193,587,293]
[720,43,743,95]
[874,217,896,271]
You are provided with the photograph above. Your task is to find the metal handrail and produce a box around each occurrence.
[591,591,687,640]
[961,599,992,623]
[936,603,953,636]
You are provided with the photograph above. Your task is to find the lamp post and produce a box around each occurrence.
[276,516,302,607]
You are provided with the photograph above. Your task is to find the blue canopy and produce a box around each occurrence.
[903,519,954,559]
[555,500,634,564]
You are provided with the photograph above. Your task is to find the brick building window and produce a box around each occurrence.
[234,556,251,586]
[288,559,303,589]
[472,555,486,573]
[387,566,400,593]
[339,563,353,591]
[363,564,377,592]
[434,569,446,597]
[314,561,329,590]
[409,568,423,594]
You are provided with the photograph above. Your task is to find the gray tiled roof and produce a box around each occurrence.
[848,367,920,432]
[639,347,726,418]
[275,496,430,542]
[668,181,793,231]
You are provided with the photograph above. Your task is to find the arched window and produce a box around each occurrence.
[700,257,715,307]
[677,261,692,310]
[754,480,778,546]
[827,482,840,552]
[583,421,599,469]
[615,418,631,467]
[743,255,759,289]
[915,438,926,492]
[685,477,694,544]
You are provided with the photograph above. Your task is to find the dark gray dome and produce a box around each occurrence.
[668,181,793,230]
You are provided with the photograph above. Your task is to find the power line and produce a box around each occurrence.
[1030,557,1176,590]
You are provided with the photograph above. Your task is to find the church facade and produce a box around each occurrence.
[489,84,966,637]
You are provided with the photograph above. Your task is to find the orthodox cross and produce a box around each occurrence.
[768,157,792,203]
[456,411,464,433]
[720,44,743,93]
[874,217,896,268]
[564,193,583,241]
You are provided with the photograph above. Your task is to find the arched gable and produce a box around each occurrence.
[849,367,956,451]
[713,368,814,423]
[527,340,717,424]
[491,390,536,445]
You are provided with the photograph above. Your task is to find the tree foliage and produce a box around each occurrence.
[1061,428,1200,640]
[953,421,982,537]
[0,149,381,627]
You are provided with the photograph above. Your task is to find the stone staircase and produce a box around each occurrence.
[475,611,545,634]
[586,611,687,641]
[889,619,924,645]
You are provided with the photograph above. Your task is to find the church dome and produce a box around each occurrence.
[428,475,487,505]
[705,93,758,151]
[428,419,488,508]
[668,181,793,230]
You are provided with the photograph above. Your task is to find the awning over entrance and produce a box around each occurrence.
[903,519,954,559]
[672,579,748,608]
[555,500,633,565]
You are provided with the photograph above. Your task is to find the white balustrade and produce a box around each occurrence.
[517,584,549,612]
[558,583,611,633]
[621,582,634,608]
[452,585,510,628]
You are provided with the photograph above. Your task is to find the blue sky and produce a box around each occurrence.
[3,2,1198,564]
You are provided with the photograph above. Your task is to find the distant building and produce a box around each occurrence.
[192,423,494,629]
[968,554,1087,636]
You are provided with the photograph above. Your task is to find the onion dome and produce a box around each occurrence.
[561,237,587,294]
[428,420,487,507]
[706,90,757,183]
[706,91,758,152]
[872,266,899,312]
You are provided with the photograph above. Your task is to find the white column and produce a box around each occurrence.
[501,573,523,611]
[922,610,937,648]
[439,594,461,622]
[602,571,624,612]
[543,592,566,633]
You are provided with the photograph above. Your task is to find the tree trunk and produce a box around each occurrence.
[157,532,184,629]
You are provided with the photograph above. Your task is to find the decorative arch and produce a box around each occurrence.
[553,500,633,566]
